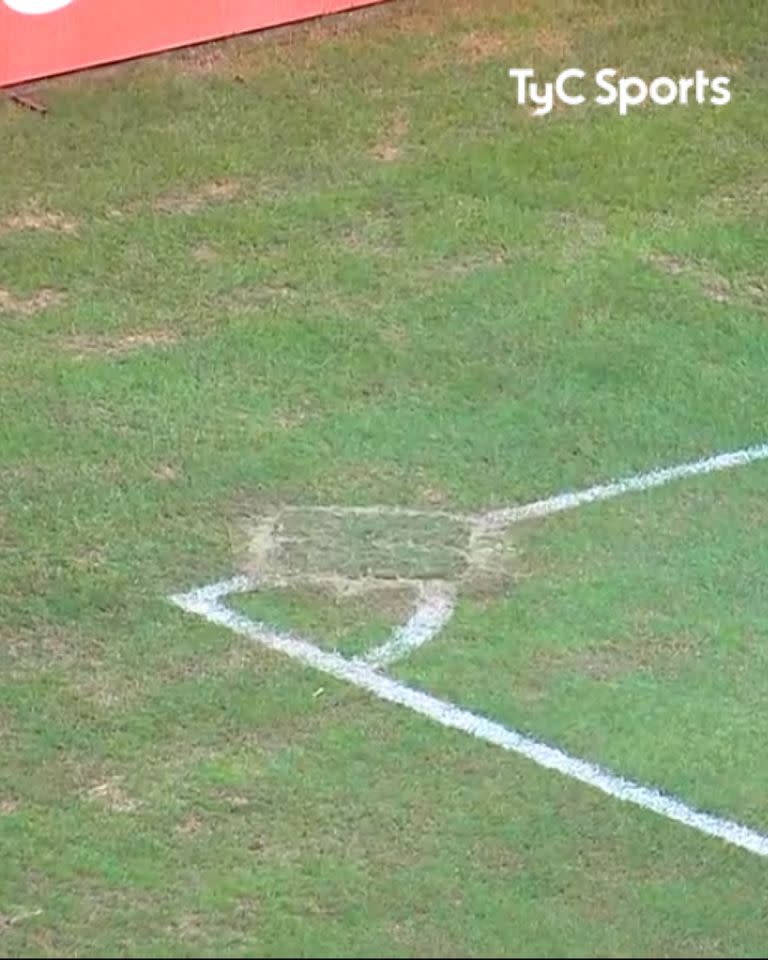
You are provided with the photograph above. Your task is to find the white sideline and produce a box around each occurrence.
[169,441,768,858]
[170,580,768,858]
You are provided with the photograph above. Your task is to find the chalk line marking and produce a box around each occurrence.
[169,440,768,857]
[480,441,768,529]
[171,579,768,858]
[362,580,457,668]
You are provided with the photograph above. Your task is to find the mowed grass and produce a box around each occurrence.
[397,460,768,827]
[2,0,768,954]
[232,584,415,659]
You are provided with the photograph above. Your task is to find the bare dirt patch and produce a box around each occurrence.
[226,284,297,311]
[250,507,473,582]
[530,25,572,58]
[167,42,231,76]
[648,253,768,309]
[219,792,251,811]
[86,777,140,813]
[0,909,43,930]
[191,243,221,264]
[716,178,768,216]
[168,913,205,940]
[0,287,65,316]
[63,329,179,358]
[647,253,689,276]
[422,17,571,73]
[153,178,241,215]
[151,463,180,482]
[176,813,205,836]
[0,209,79,235]
[647,254,734,304]
[438,249,511,277]
[699,274,733,304]
[457,30,509,63]
[240,502,520,610]
[370,108,410,163]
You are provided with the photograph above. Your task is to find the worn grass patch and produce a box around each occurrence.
[152,178,242,215]
[0,209,79,235]
[61,330,180,358]
[3,0,768,955]
[0,288,65,316]
[247,507,473,582]
[370,107,410,163]
[239,505,521,607]
[646,253,768,308]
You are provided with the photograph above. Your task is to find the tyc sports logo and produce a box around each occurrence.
[509,68,731,116]
[2,0,75,12]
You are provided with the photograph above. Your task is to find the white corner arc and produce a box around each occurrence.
[170,440,768,858]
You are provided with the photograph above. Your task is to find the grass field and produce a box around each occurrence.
[3,0,768,955]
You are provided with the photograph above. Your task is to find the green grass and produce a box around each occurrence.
[231,583,415,659]
[2,0,768,954]
[397,462,768,827]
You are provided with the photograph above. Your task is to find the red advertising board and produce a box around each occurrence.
[0,0,387,88]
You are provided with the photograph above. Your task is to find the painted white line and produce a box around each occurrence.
[169,441,768,856]
[171,575,254,606]
[170,582,768,858]
[361,581,457,668]
[480,442,768,528]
